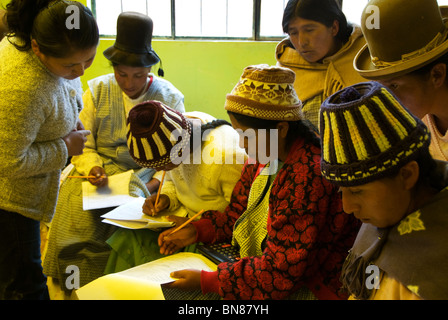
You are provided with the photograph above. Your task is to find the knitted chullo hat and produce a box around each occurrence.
[319,81,430,187]
[224,64,304,121]
[127,101,191,168]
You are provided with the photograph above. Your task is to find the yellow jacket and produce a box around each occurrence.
[276,26,367,102]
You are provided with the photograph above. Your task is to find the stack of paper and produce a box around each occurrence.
[75,252,217,300]
[101,196,174,230]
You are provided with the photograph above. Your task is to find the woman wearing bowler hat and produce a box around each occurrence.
[43,12,185,297]
[355,0,448,161]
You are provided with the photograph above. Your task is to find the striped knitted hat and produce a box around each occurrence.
[224,64,304,121]
[127,101,191,168]
[319,82,430,186]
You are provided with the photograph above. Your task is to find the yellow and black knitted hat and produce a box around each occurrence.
[224,64,304,121]
[319,82,430,186]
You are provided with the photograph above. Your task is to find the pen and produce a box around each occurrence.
[68,175,106,179]
[167,209,205,236]
[68,175,96,179]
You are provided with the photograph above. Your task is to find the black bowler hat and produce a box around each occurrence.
[103,12,161,69]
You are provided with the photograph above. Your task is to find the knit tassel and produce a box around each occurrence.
[158,59,164,77]
[340,250,373,300]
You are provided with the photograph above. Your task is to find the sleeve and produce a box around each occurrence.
[70,89,103,175]
[211,151,346,300]
[192,161,257,244]
[161,180,181,212]
[171,96,185,113]
[0,88,68,177]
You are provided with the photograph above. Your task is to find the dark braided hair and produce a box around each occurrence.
[227,111,321,149]
[189,119,232,150]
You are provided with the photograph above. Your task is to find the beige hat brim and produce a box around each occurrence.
[354,39,448,80]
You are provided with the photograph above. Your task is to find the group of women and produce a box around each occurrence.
[1,0,447,300]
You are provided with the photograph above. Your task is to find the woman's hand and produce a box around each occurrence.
[62,129,90,156]
[158,216,198,255]
[88,166,108,187]
[76,118,86,131]
[162,269,202,291]
[142,193,170,216]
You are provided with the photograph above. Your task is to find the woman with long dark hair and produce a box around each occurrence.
[0,0,99,299]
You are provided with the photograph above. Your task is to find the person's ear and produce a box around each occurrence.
[31,39,43,59]
[331,20,340,37]
[276,121,289,139]
[429,63,447,89]
[399,161,420,191]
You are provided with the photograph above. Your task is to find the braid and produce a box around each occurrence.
[288,119,321,148]
[189,119,232,150]
[200,119,232,136]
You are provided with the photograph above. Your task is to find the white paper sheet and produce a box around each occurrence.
[82,170,136,210]
[100,196,174,229]
[75,252,217,300]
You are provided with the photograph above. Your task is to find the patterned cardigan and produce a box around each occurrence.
[193,137,361,300]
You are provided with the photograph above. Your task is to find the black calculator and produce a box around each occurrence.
[197,243,240,264]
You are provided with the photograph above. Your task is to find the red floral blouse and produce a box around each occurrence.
[192,137,361,300]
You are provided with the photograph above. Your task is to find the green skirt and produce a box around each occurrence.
[105,227,198,274]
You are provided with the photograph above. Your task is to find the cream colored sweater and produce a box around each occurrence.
[0,39,82,222]
[162,111,247,218]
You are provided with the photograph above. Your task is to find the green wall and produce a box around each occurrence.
[76,0,279,120]
[84,39,278,120]
[1,0,279,120]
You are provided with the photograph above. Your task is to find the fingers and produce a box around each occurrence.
[143,196,157,216]
[88,166,107,187]
[143,194,169,216]
[161,269,202,291]
[77,129,91,137]
[90,174,107,187]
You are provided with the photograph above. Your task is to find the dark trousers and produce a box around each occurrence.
[0,209,49,300]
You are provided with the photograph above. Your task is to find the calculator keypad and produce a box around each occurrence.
[198,243,240,264]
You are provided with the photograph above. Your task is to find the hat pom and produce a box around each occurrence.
[339,87,362,103]
[135,108,154,126]
[128,101,162,135]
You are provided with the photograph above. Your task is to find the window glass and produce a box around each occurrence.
[147,0,172,36]
[92,0,448,40]
[95,0,121,35]
[260,0,288,37]
[175,0,252,38]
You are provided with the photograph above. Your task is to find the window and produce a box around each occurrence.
[90,0,448,40]
[175,0,253,38]
[90,0,287,40]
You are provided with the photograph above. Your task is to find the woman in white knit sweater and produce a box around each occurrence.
[104,101,247,275]
[0,0,98,300]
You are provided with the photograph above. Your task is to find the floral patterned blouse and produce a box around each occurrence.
[193,137,361,300]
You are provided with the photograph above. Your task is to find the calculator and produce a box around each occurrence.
[197,243,240,264]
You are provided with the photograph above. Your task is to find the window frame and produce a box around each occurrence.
[89,0,349,41]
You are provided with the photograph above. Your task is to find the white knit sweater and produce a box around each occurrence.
[162,111,247,218]
[0,39,82,222]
